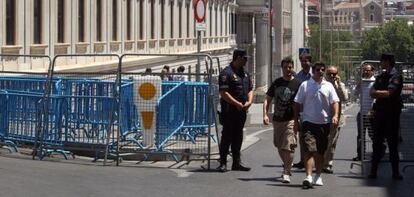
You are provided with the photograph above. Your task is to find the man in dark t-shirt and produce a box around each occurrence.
[263,57,301,183]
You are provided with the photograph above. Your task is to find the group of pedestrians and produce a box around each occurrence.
[216,49,404,189]
[143,65,188,81]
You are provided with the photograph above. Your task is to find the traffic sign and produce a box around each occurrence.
[299,48,310,55]
[194,0,206,23]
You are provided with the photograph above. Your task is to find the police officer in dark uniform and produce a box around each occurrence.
[217,49,254,172]
[369,53,403,180]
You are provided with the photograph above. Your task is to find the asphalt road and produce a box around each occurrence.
[1,104,413,197]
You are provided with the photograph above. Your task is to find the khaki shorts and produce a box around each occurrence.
[272,120,297,152]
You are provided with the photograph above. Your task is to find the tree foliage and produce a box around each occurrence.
[308,24,357,80]
[361,19,414,62]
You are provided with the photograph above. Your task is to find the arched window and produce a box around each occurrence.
[370,14,374,22]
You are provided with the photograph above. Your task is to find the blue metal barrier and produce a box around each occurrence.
[0,75,214,161]
[116,81,144,149]
[61,79,116,145]
[178,82,215,143]
[155,82,185,151]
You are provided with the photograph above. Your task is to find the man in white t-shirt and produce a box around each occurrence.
[293,62,340,189]
[353,64,377,161]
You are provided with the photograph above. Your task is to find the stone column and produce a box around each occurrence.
[236,12,254,77]
[254,12,269,92]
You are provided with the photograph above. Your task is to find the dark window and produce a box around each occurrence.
[179,3,182,38]
[139,0,143,40]
[194,17,196,38]
[112,0,118,41]
[34,0,42,44]
[225,9,227,36]
[220,8,222,36]
[6,0,16,45]
[186,3,190,38]
[78,0,85,42]
[170,1,174,38]
[127,0,132,40]
[57,0,65,43]
[96,0,102,41]
[150,0,154,39]
[161,0,165,39]
[235,13,238,34]
[209,7,212,37]
[230,13,233,34]
[215,7,217,36]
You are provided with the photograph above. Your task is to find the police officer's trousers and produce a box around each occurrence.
[219,109,247,165]
[371,110,401,174]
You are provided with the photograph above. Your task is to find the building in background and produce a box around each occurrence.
[0,0,236,76]
[236,0,305,97]
[1,0,308,96]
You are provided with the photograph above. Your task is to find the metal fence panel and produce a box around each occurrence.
[359,61,414,174]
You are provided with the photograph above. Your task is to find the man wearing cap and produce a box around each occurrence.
[369,53,404,180]
[217,49,254,172]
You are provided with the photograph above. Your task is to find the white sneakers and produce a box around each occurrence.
[302,175,313,189]
[313,175,324,186]
[302,175,323,188]
[281,174,291,183]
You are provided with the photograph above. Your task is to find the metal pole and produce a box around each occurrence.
[319,0,323,61]
[303,0,306,47]
[269,0,273,84]
[330,10,333,65]
[197,31,201,82]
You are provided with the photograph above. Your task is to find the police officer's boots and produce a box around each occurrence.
[391,162,403,180]
[231,156,251,171]
[368,163,378,179]
[216,158,227,173]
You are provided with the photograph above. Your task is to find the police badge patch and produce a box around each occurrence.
[393,78,401,84]
[233,74,238,81]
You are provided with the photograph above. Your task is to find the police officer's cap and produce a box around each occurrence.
[380,53,395,62]
[233,49,248,60]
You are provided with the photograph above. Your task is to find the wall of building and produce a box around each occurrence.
[0,0,235,73]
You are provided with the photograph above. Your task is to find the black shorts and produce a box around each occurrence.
[301,121,331,155]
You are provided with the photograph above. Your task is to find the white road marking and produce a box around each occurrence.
[247,128,273,138]
[170,169,194,178]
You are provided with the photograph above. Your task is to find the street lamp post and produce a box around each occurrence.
[319,0,323,61]
[269,0,273,86]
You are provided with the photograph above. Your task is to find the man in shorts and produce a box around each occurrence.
[294,62,340,188]
[263,57,301,183]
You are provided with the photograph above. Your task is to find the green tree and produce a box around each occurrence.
[361,19,414,62]
[308,24,356,80]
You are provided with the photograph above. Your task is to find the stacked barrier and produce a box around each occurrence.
[0,53,218,169]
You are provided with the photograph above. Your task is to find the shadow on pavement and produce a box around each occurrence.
[266,183,306,188]
[238,177,278,182]
[262,164,283,168]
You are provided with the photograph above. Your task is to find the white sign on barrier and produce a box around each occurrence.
[133,76,161,148]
